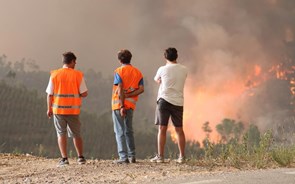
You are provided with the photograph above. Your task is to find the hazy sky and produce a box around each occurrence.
[0,0,149,75]
[1,0,295,141]
[1,0,293,76]
[0,0,195,77]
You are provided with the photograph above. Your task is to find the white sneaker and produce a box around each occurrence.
[58,158,69,167]
[77,156,86,164]
[150,155,164,163]
[176,156,185,163]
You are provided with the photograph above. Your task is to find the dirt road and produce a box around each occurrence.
[1,154,293,184]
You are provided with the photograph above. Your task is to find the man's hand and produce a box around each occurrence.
[120,107,126,117]
[47,109,53,119]
[47,94,53,119]
[80,91,88,97]
[124,85,144,98]
[155,78,161,84]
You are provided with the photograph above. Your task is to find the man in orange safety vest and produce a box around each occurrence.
[112,49,144,164]
[46,52,88,166]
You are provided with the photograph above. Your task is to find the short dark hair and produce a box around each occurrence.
[118,49,132,64]
[164,48,178,61]
[63,52,76,64]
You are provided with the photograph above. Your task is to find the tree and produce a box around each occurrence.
[6,70,16,79]
[216,118,245,143]
[216,118,235,143]
[246,124,261,148]
[202,121,213,148]
[13,60,25,72]
[233,121,244,140]
[202,121,212,138]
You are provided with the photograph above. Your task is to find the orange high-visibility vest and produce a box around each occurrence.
[51,68,83,115]
[112,65,143,110]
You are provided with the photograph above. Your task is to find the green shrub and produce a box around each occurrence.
[272,146,295,167]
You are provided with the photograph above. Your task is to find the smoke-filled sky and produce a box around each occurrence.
[0,0,293,74]
[1,0,295,142]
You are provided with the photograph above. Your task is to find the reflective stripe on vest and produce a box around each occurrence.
[53,94,80,98]
[52,104,81,109]
[112,98,137,105]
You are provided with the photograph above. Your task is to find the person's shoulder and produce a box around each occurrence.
[177,63,187,70]
[73,69,84,77]
[134,66,144,77]
[115,65,125,72]
[156,65,167,74]
[50,68,62,76]
[129,65,143,73]
[75,69,83,74]
[50,69,56,74]
[51,68,62,73]
[157,65,166,70]
[134,66,143,72]
[174,64,188,75]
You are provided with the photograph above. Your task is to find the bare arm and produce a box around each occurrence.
[47,94,53,118]
[117,83,125,107]
[125,85,144,98]
[117,83,126,116]
[154,68,161,84]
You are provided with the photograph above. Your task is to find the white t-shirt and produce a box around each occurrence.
[46,67,88,95]
[154,62,187,106]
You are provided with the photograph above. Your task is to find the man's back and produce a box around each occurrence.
[116,65,142,90]
[51,68,83,115]
[155,63,187,106]
[112,64,143,110]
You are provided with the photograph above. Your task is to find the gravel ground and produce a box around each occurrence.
[0,154,240,184]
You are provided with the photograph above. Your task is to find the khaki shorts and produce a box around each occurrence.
[53,114,81,138]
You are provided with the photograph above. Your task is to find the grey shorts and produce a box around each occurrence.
[155,98,183,127]
[53,114,81,138]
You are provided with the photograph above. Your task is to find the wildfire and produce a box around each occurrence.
[168,62,295,145]
[269,62,295,95]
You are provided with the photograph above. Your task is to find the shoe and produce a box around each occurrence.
[58,157,69,166]
[150,155,164,163]
[176,156,185,163]
[113,158,129,164]
[128,157,136,163]
[77,156,86,164]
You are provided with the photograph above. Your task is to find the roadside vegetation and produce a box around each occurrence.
[184,120,295,169]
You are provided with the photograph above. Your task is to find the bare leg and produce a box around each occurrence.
[73,136,83,157]
[58,135,67,158]
[158,125,168,157]
[175,127,186,157]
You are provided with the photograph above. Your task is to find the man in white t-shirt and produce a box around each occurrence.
[150,48,188,163]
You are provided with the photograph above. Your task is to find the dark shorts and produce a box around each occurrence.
[155,98,183,127]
